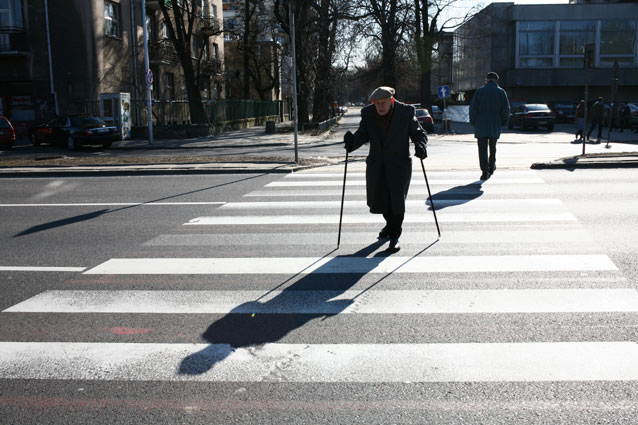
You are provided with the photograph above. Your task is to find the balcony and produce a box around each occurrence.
[200,17,222,37]
[0,27,28,54]
[201,58,223,76]
[149,40,175,64]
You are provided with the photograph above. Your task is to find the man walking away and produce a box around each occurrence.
[469,72,510,181]
[587,97,605,143]
[344,86,427,252]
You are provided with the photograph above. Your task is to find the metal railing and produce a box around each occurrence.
[302,117,337,135]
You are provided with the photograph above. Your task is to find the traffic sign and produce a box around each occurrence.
[146,69,154,86]
[437,85,450,99]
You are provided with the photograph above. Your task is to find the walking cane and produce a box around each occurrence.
[420,158,441,239]
[337,151,349,248]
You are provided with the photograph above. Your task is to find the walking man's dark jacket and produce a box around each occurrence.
[469,80,510,139]
[348,101,427,214]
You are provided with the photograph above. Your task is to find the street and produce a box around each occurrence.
[1,122,638,423]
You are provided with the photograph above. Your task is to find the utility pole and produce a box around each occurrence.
[141,0,154,144]
[44,0,58,115]
[606,60,619,147]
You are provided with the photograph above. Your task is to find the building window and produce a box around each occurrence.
[192,36,198,59]
[213,42,218,59]
[600,20,636,67]
[558,20,596,68]
[518,21,555,68]
[145,15,155,42]
[104,1,120,38]
[162,22,169,39]
[212,5,217,19]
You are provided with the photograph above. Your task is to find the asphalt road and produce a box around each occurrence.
[1,162,637,423]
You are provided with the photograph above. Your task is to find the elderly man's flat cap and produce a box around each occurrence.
[368,86,395,102]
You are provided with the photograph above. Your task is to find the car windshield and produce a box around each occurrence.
[553,104,574,109]
[527,104,550,111]
[69,116,106,126]
[415,109,429,117]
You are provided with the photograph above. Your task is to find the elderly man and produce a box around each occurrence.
[343,86,428,252]
[469,71,510,180]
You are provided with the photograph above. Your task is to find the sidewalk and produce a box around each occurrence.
[1,119,638,175]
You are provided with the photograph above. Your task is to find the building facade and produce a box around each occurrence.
[0,0,224,134]
[452,1,638,104]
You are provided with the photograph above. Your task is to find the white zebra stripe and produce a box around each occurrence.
[82,255,617,275]
[1,341,637,382]
[5,289,637,314]
[185,212,578,225]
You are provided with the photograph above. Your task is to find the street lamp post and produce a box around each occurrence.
[289,0,299,164]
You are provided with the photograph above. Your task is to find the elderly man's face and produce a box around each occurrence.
[374,97,392,116]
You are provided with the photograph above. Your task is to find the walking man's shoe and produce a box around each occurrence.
[388,238,401,252]
[378,227,390,239]
[480,172,490,180]
[489,165,496,175]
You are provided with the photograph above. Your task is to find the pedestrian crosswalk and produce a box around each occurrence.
[2,168,637,388]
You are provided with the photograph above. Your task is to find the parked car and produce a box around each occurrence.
[549,102,577,123]
[430,105,443,122]
[508,103,556,131]
[415,108,434,133]
[622,103,638,131]
[0,116,17,149]
[30,114,119,150]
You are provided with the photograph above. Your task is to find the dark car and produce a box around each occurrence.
[0,116,16,149]
[508,103,556,132]
[415,108,434,133]
[550,102,577,123]
[30,114,119,150]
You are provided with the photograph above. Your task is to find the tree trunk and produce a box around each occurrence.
[312,0,332,122]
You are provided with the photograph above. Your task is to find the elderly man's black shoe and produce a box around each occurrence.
[388,238,401,252]
[378,227,390,239]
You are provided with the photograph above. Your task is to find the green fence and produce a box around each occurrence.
[74,98,284,126]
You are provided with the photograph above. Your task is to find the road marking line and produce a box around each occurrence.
[82,255,617,275]
[0,266,86,272]
[6,289,637,314]
[0,202,225,207]
[1,342,637,382]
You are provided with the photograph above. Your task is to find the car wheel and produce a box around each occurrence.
[547,125,554,132]
[102,141,112,148]
[66,136,79,151]
[31,133,40,147]
[508,121,513,129]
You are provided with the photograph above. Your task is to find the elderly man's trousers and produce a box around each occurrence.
[383,213,404,239]
[477,137,497,174]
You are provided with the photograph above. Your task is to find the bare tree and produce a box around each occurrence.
[158,0,223,123]
[413,0,479,108]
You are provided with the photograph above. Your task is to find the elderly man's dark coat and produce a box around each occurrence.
[350,101,427,214]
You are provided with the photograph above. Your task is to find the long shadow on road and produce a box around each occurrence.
[177,239,435,376]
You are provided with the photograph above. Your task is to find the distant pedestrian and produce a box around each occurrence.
[469,71,510,180]
[587,97,605,143]
[574,99,585,141]
[618,102,629,132]
[344,86,428,252]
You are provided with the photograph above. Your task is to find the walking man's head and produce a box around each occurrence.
[486,72,499,82]
[369,86,395,116]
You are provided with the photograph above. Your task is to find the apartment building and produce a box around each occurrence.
[0,0,224,134]
[451,0,638,103]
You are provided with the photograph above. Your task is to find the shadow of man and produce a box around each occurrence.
[427,181,484,211]
[178,239,392,376]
